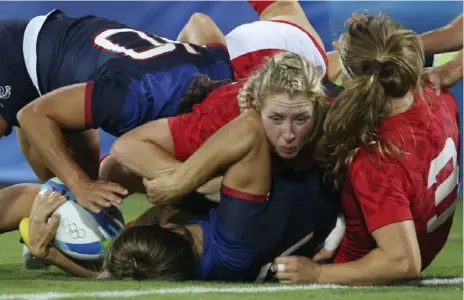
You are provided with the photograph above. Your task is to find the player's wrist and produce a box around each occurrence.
[65,171,92,191]
[316,263,331,284]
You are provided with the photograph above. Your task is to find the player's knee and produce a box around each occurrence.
[188,13,215,31]
[260,1,302,21]
[179,13,225,46]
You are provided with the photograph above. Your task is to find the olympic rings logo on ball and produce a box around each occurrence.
[61,218,86,239]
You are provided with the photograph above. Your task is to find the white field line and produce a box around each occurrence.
[0,277,462,300]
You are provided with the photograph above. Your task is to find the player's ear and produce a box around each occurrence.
[251,99,261,112]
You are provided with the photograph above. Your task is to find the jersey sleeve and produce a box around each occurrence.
[168,103,230,161]
[84,70,146,137]
[350,154,412,233]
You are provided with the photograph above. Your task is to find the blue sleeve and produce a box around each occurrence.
[85,70,148,137]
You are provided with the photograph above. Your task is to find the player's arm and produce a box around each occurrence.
[111,118,180,179]
[423,49,463,88]
[420,13,463,55]
[17,83,127,212]
[177,13,226,46]
[144,110,267,205]
[316,221,420,285]
[275,161,421,285]
[111,105,225,197]
[43,247,99,278]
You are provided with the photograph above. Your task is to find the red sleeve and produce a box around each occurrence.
[350,154,412,233]
[168,82,241,161]
[168,105,232,161]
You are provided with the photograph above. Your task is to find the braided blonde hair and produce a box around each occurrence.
[237,51,328,144]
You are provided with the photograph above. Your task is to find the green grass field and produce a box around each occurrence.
[0,194,461,300]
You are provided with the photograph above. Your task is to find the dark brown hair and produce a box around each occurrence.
[323,12,424,186]
[178,74,232,114]
[105,223,198,280]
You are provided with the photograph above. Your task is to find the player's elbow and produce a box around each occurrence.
[387,249,421,280]
[17,102,43,130]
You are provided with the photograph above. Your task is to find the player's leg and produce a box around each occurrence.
[251,0,324,51]
[207,111,271,202]
[252,1,341,82]
[0,183,49,270]
[17,128,100,182]
[177,13,226,46]
[0,183,40,233]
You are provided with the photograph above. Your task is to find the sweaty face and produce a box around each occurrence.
[260,93,314,159]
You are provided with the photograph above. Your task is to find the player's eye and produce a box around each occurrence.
[269,116,282,123]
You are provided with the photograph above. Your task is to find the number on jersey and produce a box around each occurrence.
[427,137,459,233]
[93,28,199,60]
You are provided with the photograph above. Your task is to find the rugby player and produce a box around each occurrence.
[0,9,233,212]
[105,53,339,280]
[18,0,342,214]
[101,0,337,194]
[271,12,460,285]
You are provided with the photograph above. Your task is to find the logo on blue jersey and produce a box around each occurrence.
[0,85,11,99]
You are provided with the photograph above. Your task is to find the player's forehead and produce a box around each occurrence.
[263,93,314,115]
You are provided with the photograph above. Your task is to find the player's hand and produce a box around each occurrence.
[143,174,184,206]
[28,189,67,260]
[272,256,322,284]
[422,67,443,95]
[73,180,128,213]
[422,64,462,92]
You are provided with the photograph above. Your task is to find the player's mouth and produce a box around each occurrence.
[279,146,295,155]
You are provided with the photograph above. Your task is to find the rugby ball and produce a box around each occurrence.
[39,177,125,261]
